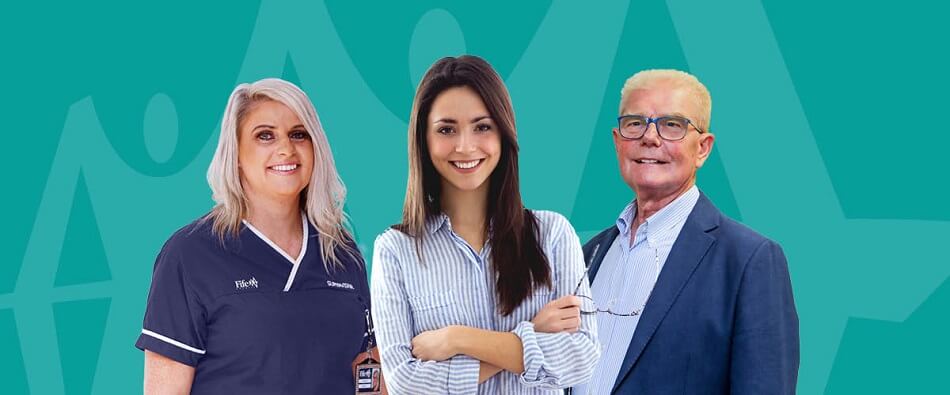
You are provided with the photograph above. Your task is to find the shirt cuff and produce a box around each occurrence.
[448,355,481,395]
[512,321,544,384]
[135,329,204,367]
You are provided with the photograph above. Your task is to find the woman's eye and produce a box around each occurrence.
[256,131,274,141]
[437,127,454,135]
[475,123,492,132]
[290,130,310,140]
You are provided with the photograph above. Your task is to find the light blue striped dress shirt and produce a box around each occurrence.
[573,186,699,395]
[371,210,600,394]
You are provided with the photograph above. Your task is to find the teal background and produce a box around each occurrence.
[1,0,947,393]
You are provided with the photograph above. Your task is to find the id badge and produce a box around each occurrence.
[355,356,382,394]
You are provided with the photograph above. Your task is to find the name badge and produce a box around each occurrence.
[355,355,382,394]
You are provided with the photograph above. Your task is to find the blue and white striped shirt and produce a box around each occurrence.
[573,185,699,395]
[371,210,600,394]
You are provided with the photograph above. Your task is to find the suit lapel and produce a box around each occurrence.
[588,227,619,282]
[611,194,720,393]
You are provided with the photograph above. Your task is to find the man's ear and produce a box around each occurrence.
[612,128,624,152]
[695,132,715,168]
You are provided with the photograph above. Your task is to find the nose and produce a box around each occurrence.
[639,122,662,147]
[455,130,477,154]
[277,134,296,157]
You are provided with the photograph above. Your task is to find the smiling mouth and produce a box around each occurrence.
[268,163,299,173]
[634,159,668,164]
[451,159,484,170]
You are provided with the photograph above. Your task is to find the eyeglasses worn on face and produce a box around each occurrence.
[616,115,705,141]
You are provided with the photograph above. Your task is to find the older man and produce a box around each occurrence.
[572,70,799,394]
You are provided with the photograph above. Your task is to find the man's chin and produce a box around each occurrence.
[628,182,676,198]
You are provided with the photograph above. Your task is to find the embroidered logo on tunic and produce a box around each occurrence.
[235,277,259,290]
[326,280,354,290]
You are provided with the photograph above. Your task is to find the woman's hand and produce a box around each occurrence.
[411,326,460,361]
[531,295,582,333]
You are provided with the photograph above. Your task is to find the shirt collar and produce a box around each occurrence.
[424,212,495,238]
[425,213,450,235]
[616,185,700,238]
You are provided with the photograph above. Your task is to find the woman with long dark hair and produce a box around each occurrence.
[370,56,599,394]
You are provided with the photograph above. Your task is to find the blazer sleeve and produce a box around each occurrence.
[730,239,800,394]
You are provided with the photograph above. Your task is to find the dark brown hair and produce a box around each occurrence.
[397,55,551,316]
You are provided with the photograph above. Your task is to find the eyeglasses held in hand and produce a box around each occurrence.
[573,243,661,317]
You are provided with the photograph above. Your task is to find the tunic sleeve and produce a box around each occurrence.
[135,239,207,367]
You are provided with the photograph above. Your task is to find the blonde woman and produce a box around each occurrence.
[136,79,376,394]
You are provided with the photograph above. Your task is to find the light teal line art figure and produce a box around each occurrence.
[4,2,627,394]
[665,0,950,393]
[4,0,947,393]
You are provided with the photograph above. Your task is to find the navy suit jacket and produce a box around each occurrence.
[581,192,799,394]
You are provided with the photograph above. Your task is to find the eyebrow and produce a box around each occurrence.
[252,124,306,131]
[432,115,492,124]
[620,112,690,118]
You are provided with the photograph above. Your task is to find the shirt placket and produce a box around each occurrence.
[448,230,503,393]
[446,229,497,328]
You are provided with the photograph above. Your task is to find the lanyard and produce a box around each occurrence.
[363,308,375,353]
[357,294,376,353]
[355,298,382,394]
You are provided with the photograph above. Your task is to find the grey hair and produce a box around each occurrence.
[619,69,712,132]
[206,78,354,269]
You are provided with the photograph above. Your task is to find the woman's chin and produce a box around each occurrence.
[258,187,307,202]
[444,180,489,194]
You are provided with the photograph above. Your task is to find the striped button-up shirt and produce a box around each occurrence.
[371,210,600,394]
[573,186,699,395]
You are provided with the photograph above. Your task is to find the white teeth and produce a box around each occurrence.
[636,159,660,164]
[453,160,480,169]
[270,164,298,171]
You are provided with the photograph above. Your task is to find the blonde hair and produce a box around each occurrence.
[206,78,354,269]
[619,69,712,131]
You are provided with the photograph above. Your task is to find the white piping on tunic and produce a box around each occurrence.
[242,212,309,292]
[141,329,206,354]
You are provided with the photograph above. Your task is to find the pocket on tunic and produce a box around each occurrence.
[408,291,459,332]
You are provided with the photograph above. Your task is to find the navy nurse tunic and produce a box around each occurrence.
[135,215,370,394]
